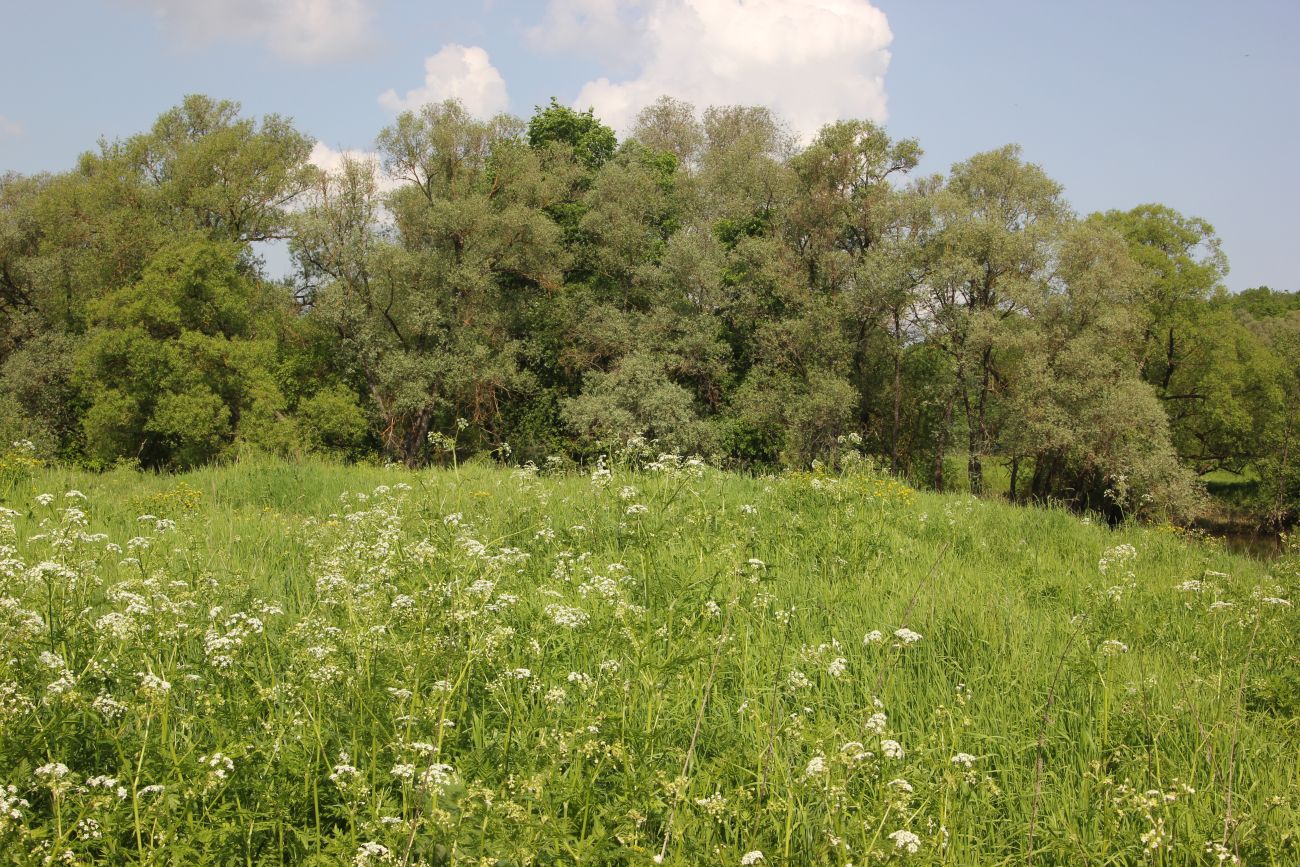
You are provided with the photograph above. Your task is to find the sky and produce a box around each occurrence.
[1,0,1296,291]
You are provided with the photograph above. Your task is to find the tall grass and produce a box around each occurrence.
[0,454,1296,864]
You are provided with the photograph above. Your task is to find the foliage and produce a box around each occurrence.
[562,351,708,454]
[1,93,1296,524]
[72,241,284,468]
[526,97,618,170]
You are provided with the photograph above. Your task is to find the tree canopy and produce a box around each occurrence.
[2,94,1296,525]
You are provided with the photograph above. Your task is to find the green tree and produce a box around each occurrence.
[297,100,566,465]
[1,96,315,461]
[527,98,618,170]
[74,241,287,467]
[998,222,1201,518]
[1099,206,1287,481]
[926,145,1067,492]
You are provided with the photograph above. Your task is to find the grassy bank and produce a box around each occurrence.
[0,457,1296,864]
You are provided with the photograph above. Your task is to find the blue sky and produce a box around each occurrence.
[1,0,1296,290]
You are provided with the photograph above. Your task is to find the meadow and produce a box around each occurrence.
[0,450,1296,865]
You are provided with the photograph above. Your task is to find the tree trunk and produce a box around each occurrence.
[1029,453,1050,500]
[932,386,957,490]
[890,307,903,473]
[961,377,983,496]
[400,407,434,468]
[968,345,994,496]
[1160,327,1176,394]
[1030,452,1063,501]
[967,449,983,496]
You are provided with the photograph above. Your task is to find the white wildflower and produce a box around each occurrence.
[138,672,171,695]
[417,763,456,793]
[840,741,870,761]
[590,457,612,488]
[694,791,727,817]
[1204,841,1239,864]
[329,761,360,784]
[1140,817,1168,850]
[545,604,590,629]
[199,753,234,779]
[1099,640,1129,656]
[92,693,127,720]
[1098,544,1137,575]
[888,829,921,854]
[354,841,393,865]
[893,627,922,645]
[34,763,69,781]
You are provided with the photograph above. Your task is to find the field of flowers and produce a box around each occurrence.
[0,453,1297,865]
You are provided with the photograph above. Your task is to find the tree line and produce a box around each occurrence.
[2,95,1296,524]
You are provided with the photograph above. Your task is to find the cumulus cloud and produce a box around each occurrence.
[0,114,24,138]
[308,142,402,193]
[527,0,646,66]
[378,44,510,117]
[126,0,376,62]
[530,0,892,141]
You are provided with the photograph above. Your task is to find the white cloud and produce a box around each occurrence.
[378,44,510,117]
[527,0,647,66]
[532,0,892,141]
[0,114,24,138]
[308,142,402,193]
[127,0,376,62]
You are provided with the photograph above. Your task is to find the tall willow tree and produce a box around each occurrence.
[1,95,313,464]
[925,146,1066,493]
[1099,205,1286,478]
[996,222,1200,516]
[785,120,922,462]
[5,92,1288,525]
[296,101,565,464]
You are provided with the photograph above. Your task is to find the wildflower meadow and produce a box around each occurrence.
[0,451,1296,864]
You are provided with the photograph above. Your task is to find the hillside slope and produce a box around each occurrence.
[1,458,1296,864]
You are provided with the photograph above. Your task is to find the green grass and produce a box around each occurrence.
[0,455,1297,864]
[1200,468,1263,508]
